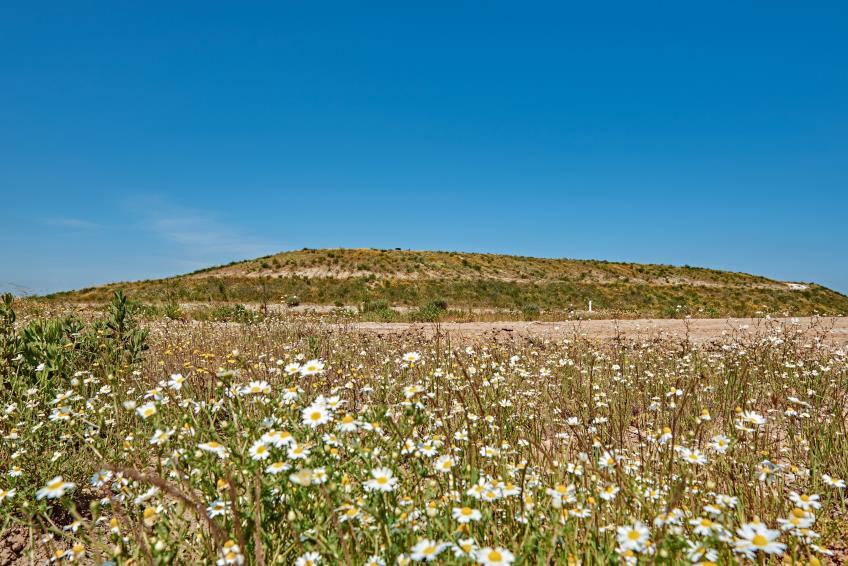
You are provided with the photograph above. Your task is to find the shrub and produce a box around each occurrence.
[164,302,185,321]
[362,299,397,321]
[96,291,150,367]
[210,304,259,323]
[411,300,448,322]
[427,299,448,311]
[0,293,19,372]
[521,303,541,320]
[133,302,163,318]
[362,299,390,313]
[0,291,148,391]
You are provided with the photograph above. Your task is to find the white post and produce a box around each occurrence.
[588,300,592,313]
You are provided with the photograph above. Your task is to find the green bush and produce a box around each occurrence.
[361,299,397,321]
[0,291,149,391]
[210,304,260,323]
[95,291,150,367]
[362,299,390,313]
[521,303,541,320]
[427,299,448,311]
[133,302,163,318]
[18,316,85,382]
[164,302,185,321]
[411,300,448,322]
[0,293,20,373]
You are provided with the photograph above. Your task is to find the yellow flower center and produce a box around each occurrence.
[752,534,768,547]
[488,550,503,561]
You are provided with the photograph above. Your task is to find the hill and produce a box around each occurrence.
[46,248,848,318]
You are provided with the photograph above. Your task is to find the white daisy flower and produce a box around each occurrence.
[364,467,398,492]
[36,476,76,500]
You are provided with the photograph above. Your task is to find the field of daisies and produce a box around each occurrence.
[1,295,847,564]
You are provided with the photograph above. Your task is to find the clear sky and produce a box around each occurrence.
[2,1,847,295]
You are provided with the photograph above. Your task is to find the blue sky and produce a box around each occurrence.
[2,1,847,295]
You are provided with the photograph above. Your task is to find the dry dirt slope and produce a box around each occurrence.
[46,248,848,318]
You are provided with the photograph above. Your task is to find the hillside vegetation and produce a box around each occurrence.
[46,248,848,318]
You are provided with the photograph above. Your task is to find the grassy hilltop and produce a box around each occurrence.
[46,248,848,318]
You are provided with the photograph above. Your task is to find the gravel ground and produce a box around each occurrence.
[330,316,848,345]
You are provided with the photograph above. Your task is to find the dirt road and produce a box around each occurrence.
[332,317,848,345]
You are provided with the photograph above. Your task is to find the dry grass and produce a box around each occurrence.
[44,249,848,318]
[2,303,847,563]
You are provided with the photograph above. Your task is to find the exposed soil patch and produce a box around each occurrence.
[0,526,60,565]
[332,316,848,345]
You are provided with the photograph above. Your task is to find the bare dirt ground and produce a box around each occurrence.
[331,316,848,345]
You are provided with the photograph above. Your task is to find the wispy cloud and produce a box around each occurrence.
[0,281,36,296]
[131,197,279,263]
[43,217,101,230]
[152,213,271,257]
